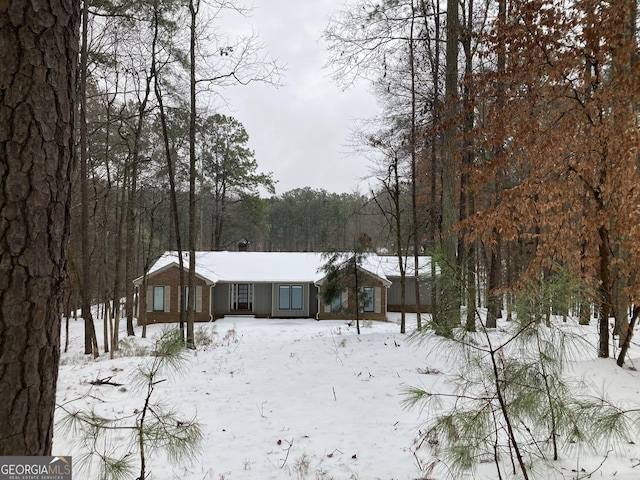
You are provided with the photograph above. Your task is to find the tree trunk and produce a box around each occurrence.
[151,2,186,337]
[80,0,98,355]
[0,0,79,455]
[461,0,476,332]
[487,237,501,328]
[187,0,199,348]
[486,0,506,329]
[152,58,186,338]
[111,164,128,352]
[124,160,138,337]
[427,0,441,325]
[438,0,460,334]
[354,255,361,335]
[124,55,154,337]
[393,157,407,334]
[617,305,640,367]
[598,225,612,358]
[409,1,422,331]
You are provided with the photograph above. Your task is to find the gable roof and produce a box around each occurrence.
[135,251,431,286]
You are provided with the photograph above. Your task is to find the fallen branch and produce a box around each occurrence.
[90,376,123,387]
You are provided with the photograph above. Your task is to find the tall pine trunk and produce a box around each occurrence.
[187,0,199,348]
[460,0,476,332]
[0,0,79,455]
[151,0,186,336]
[80,0,99,355]
[486,0,506,328]
[409,1,422,330]
[438,0,460,334]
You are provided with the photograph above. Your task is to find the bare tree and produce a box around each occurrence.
[185,0,282,348]
[369,131,412,334]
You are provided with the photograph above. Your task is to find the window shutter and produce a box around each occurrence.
[375,287,382,313]
[209,286,214,314]
[341,289,348,309]
[146,286,153,312]
[164,286,171,312]
[196,286,203,312]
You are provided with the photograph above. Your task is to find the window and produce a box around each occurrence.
[147,285,170,313]
[231,283,253,311]
[330,293,342,312]
[279,285,303,310]
[181,286,203,312]
[153,286,165,312]
[362,287,374,312]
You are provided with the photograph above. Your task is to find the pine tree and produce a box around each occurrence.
[58,329,203,479]
[0,0,79,455]
[405,267,639,479]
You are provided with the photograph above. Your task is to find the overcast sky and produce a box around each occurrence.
[219,0,380,196]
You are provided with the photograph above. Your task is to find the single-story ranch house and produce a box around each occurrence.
[134,251,432,324]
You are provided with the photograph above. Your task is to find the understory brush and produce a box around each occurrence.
[405,267,640,479]
[58,328,203,480]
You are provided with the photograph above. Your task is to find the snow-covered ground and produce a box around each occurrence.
[54,314,640,479]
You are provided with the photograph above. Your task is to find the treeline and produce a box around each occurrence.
[322,0,640,363]
[68,0,640,364]
[66,0,286,352]
[67,169,396,323]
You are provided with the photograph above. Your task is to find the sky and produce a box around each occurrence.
[219,0,381,196]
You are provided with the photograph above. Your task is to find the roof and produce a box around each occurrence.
[373,255,434,277]
[134,251,432,286]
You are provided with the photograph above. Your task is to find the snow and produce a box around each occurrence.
[54,314,640,479]
[138,251,432,285]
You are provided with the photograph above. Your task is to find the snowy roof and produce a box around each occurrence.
[373,255,434,277]
[136,251,431,285]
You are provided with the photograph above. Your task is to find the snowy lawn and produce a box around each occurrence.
[54,314,640,479]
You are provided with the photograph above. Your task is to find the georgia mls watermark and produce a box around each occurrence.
[0,457,72,480]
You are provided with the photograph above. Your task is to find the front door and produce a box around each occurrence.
[231,283,253,311]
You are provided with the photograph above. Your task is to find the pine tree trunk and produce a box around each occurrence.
[124,161,138,337]
[125,60,153,337]
[0,0,79,455]
[408,2,422,330]
[461,0,476,332]
[187,0,199,348]
[486,0,507,329]
[428,0,440,324]
[79,0,98,356]
[111,166,128,351]
[152,44,186,337]
[438,0,460,334]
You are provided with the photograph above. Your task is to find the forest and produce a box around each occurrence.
[3,0,640,470]
[64,0,640,361]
